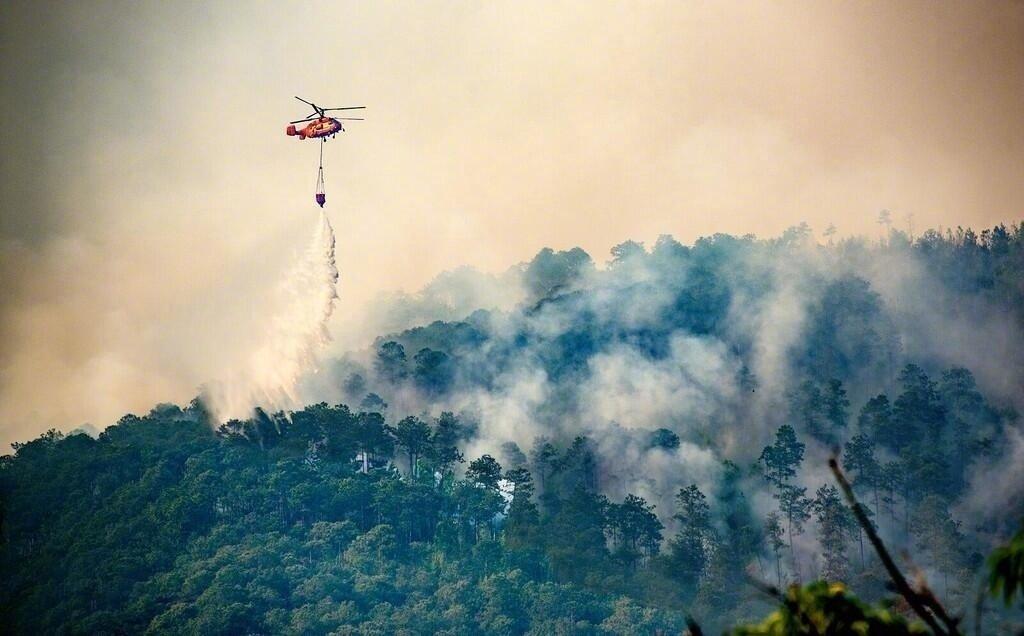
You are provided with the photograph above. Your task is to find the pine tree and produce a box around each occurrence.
[764,511,786,588]
[669,484,713,591]
[759,425,805,488]
[842,432,880,515]
[466,455,503,490]
[812,484,854,581]
[778,484,812,577]
[609,494,663,571]
[858,395,895,452]
[788,382,827,441]
[909,495,969,599]
[430,412,465,480]
[388,416,432,478]
[761,425,810,578]
[821,379,850,442]
[503,466,539,548]
[893,364,946,451]
[374,341,408,384]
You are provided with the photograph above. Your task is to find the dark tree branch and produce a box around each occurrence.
[901,551,964,632]
[829,457,957,636]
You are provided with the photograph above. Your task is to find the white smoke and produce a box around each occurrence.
[205,211,339,421]
[579,334,741,435]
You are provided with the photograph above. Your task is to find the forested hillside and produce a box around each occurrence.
[2,224,1024,634]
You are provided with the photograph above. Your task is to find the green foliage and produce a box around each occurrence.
[607,494,664,570]
[989,525,1024,606]
[0,407,696,634]
[668,485,713,591]
[388,415,431,477]
[760,425,805,488]
[374,340,408,384]
[412,347,455,395]
[466,454,503,489]
[524,246,594,300]
[812,485,855,582]
[731,582,926,635]
[503,466,539,549]
[4,223,1024,632]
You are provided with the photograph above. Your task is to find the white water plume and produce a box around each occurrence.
[205,211,339,421]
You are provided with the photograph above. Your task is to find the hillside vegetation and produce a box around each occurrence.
[3,224,1024,634]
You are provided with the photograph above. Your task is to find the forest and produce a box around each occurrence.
[2,223,1024,634]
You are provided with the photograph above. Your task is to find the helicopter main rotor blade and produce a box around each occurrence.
[337,117,364,121]
[323,106,366,111]
[290,117,318,124]
[294,96,315,106]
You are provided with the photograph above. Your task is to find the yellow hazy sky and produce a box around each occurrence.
[1,1,1022,447]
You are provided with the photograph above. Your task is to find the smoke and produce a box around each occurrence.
[335,264,527,352]
[204,211,338,421]
[4,2,1023,452]
[579,335,740,439]
[958,426,1024,527]
[307,227,1024,558]
[854,245,1024,406]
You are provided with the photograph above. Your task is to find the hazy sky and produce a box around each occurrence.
[1,1,1022,447]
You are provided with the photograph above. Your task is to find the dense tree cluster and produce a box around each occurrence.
[2,391,1020,633]
[0,405,705,634]
[3,223,1024,633]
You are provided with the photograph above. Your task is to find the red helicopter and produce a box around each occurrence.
[286,97,364,207]
[285,96,364,140]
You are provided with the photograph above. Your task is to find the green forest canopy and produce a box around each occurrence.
[2,224,1024,634]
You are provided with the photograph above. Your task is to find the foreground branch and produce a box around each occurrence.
[828,457,959,635]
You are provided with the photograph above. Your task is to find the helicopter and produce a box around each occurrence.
[286,97,365,207]
[285,96,364,140]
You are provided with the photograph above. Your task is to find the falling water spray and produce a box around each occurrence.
[205,211,339,421]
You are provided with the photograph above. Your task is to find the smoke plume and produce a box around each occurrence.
[314,229,1024,547]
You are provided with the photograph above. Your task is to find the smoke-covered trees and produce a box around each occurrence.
[787,378,850,445]
[765,512,786,587]
[3,364,1022,634]
[812,484,855,581]
[412,347,455,395]
[607,494,664,570]
[858,394,895,453]
[822,379,850,437]
[459,455,506,542]
[529,437,559,493]
[429,410,465,478]
[668,484,714,591]
[760,424,805,487]
[760,424,813,576]
[466,454,502,489]
[503,466,539,548]
[794,273,901,391]
[894,364,947,449]
[374,340,408,383]
[388,415,432,477]
[788,381,828,442]
[909,495,971,598]
[842,432,880,510]
[3,222,1024,633]
[939,367,993,484]
[523,246,594,300]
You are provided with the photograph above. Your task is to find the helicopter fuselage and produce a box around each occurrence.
[286,117,343,140]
